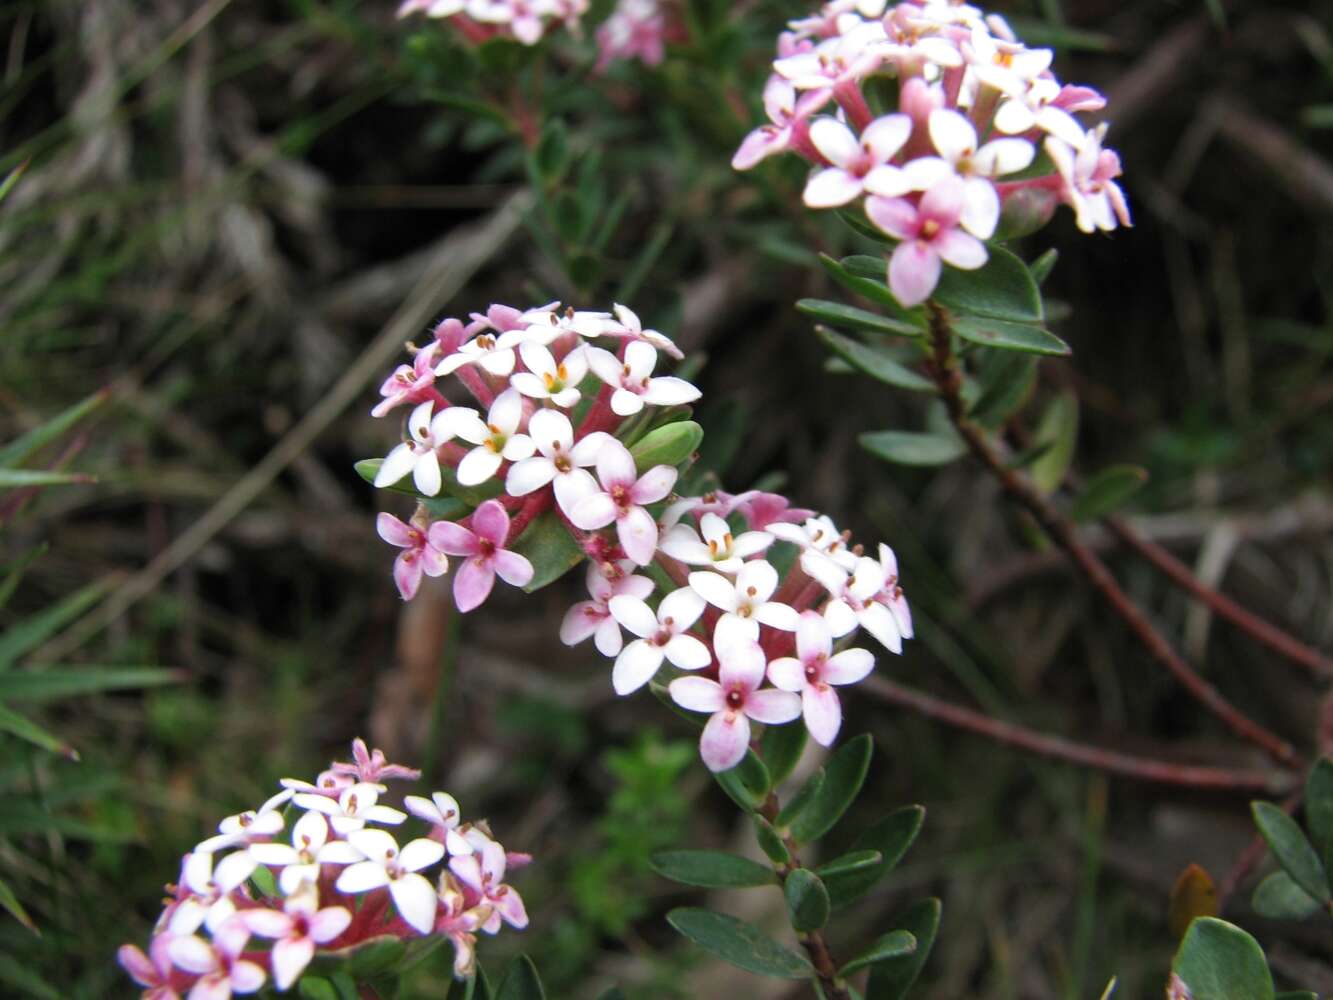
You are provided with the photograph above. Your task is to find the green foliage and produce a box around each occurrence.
[666,908,814,979]
[783,868,831,932]
[865,899,941,1000]
[628,421,704,472]
[788,735,873,843]
[1251,801,1330,903]
[839,930,916,975]
[511,510,586,592]
[1170,918,1274,1000]
[950,315,1070,357]
[932,245,1044,325]
[649,850,775,889]
[860,429,966,467]
[798,299,924,340]
[815,328,935,393]
[824,805,925,909]
[496,956,546,1000]
[713,748,772,812]
[759,721,807,786]
[1070,465,1149,522]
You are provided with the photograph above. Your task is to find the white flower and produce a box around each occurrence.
[993,76,1088,147]
[688,560,800,648]
[767,514,859,570]
[439,388,536,487]
[518,302,611,343]
[196,788,291,853]
[659,512,773,574]
[602,303,684,360]
[585,341,701,416]
[607,586,711,694]
[504,408,609,515]
[168,921,266,999]
[801,550,905,653]
[403,791,473,856]
[434,330,524,377]
[803,114,912,208]
[1045,124,1132,234]
[336,829,445,935]
[248,810,364,895]
[961,23,1052,97]
[293,781,407,836]
[767,611,875,746]
[374,401,456,497]
[167,851,255,936]
[508,343,589,408]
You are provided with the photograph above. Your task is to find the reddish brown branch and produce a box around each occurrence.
[925,305,1303,772]
[861,676,1285,793]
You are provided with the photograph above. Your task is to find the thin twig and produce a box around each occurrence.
[861,676,1285,793]
[33,193,533,664]
[925,305,1303,771]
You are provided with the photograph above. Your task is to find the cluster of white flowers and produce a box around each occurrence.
[735,0,1130,306]
[369,300,914,772]
[398,0,589,46]
[119,741,528,997]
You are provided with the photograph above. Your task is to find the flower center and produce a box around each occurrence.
[920,219,940,239]
[476,335,495,350]
[725,689,744,710]
[611,484,630,509]
[478,539,496,559]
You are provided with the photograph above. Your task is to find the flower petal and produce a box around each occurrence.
[802,685,843,746]
[888,240,942,307]
[453,556,496,613]
[699,710,749,772]
[664,633,712,670]
[391,873,440,935]
[617,505,659,566]
[608,595,658,638]
[612,640,666,695]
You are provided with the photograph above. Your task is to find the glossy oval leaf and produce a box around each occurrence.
[666,908,814,980]
[784,869,830,932]
[753,815,791,865]
[496,956,545,1000]
[815,328,934,393]
[628,421,703,472]
[860,430,966,468]
[826,805,926,909]
[951,316,1070,357]
[1071,465,1149,522]
[649,850,776,889]
[510,510,585,593]
[865,898,941,1000]
[1171,917,1275,1000]
[1252,801,1330,903]
[776,769,825,829]
[799,299,924,339]
[932,244,1043,324]
[1304,757,1333,857]
[714,749,771,812]
[789,734,873,844]
[759,721,808,786]
[1251,871,1322,920]
[840,930,916,976]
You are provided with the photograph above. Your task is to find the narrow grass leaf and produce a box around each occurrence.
[0,390,107,470]
[1251,801,1329,902]
[0,544,46,613]
[0,469,94,489]
[0,704,74,758]
[649,850,775,889]
[0,875,35,933]
[666,908,814,979]
[789,733,873,843]
[0,667,182,702]
[0,579,111,670]
[0,954,61,1000]
[1029,392,1079,494]
[839,930,916,976]
[865,898,941,1000]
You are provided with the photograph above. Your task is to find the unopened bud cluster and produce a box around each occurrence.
[370,302,914,772]
[119,740,528,996]
[735,0,1130,306]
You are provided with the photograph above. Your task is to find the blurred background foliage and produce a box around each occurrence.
[2,0,1333,996]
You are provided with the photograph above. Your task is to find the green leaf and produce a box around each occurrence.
[784,869,831,932]
[969,351,1037,428]
[535,120,569,182]
[496,956,545,1000]
[299,978,341,1000]
[789,734,873,844]
[776,769,825,828]
[509,510,584,592]
[860,430,966,467]
[826,806,926,909]
[649,850,776,889]
[0,579,112,670]
[839,930,916,975]
[760,721,807,785]
[0,160,28,206]
[628,421,703,471]
[932,244,1043,324]
[798,300,924,339]
[1171,917,1275,1000]
[951,316,1070,357]
[596,990,627,1000]
[0,954,62,1000]
[345,936,407,979]
[1251,871,1322,920]
[1030,249,1059,286]
[836,208,895,245]
[666,908,814,980]
[0,469,94,489]
[1274,993,1319,1000]
[714,750,771,812]
[753,815,791,865]
[1071,465,1149,522]
[0,703,75,758]
[815,328,934,393]
[0,667,182,702]
[1304,757,1333,857]
[0,544,46,613]
[865,898,941,1000]
[0,875,35,933]
[1029,391,1079,494]
[1251,801,1330,903]
[815,850,882,878]
[0,390,108,470]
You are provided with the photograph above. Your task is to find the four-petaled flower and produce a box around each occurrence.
[767,611,875,746]
[508,342,589,408]
[669,640,801,772]
[568,440,677,565]
[688,560,800,648]
[377,512,450,602]
[428,500,535,612]
[440,389,535,487]
[336,829,446,935]
[559,561,655,656]
[293,781,407,836]
[375,401,455,497]
[239,887,353,991]
[248,810,363,895]
[606,586,711,694]
[118,935,179,1000]
[801,550,906,654]
[660,511,773,574]
[585,341,701,416]
[449,839,529,932]
[866,176,988,307]
[403,791,473,856]
[803,114,912,208]
[167,920,266,1000]
[504,409,610,515]
[372,344,440,418]
[331,737,423,783]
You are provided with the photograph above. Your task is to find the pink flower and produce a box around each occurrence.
[428,500,534,612]
[730,491,815,530]
[239,888,352,991]
[372,345,441,418]
[449,839,528,932]
[559,561,655,656]
[567,440,677,565]
[118,935,180,1000]
[377,512,449,601]
[801,550,907,654]
[601,303,683,360]
[871,543,914,640]
[767,612,875,746]
[803,114,912,208]
[595,0,667,72]
[1045,125,1131,234]
[733,77,819,171]
[167,920,265,1000]
[330,737,422,783]
[668,640,801,772]
[435,875,489,977]
[865,177,988,306]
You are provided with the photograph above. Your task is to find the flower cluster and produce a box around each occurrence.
[370,301,913,772]
[735,0,1130,306]
[119,740,528,997]
[595,0,672,72]
[397,0,589,46]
